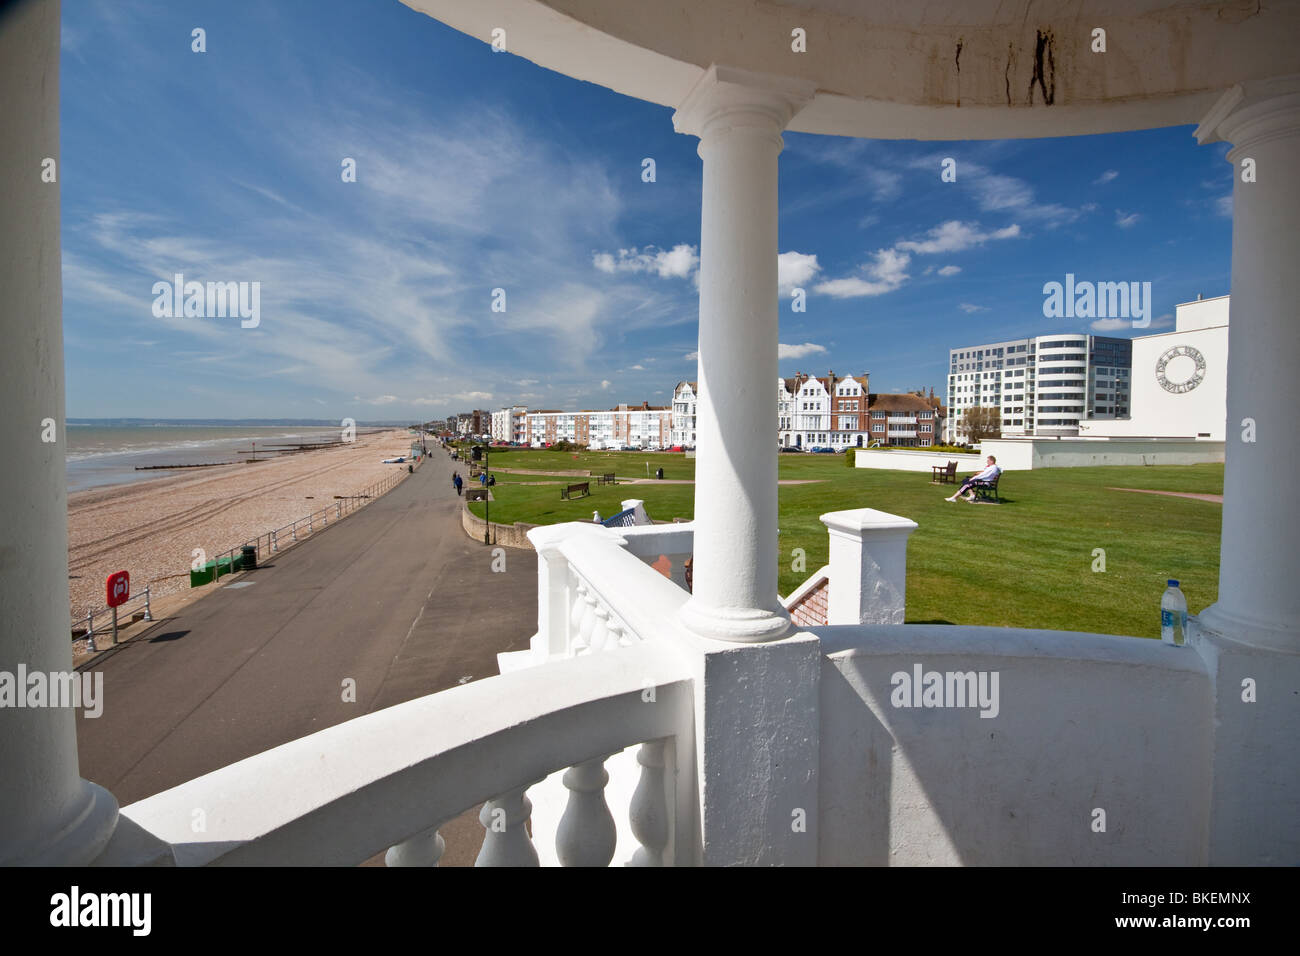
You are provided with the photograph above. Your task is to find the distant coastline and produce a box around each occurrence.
[66,419,412,493]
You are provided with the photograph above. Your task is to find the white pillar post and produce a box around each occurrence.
[0,0,119,865]
[820,509,919,626]
[1194,75,1300,651]
[673,65,812,644]
[1192,75,1300,865]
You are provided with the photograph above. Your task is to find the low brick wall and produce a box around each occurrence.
[461,503,539,550]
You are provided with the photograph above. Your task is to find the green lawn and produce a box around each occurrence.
[466,449,1223,640]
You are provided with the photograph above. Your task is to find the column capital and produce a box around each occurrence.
[1194,73,1300,155]
[672,64,814,141]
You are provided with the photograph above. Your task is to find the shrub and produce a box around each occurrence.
[844,447,856,467]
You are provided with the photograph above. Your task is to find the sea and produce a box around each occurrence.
[66,419,403,494]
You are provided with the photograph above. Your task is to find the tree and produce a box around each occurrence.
[961,405,1002,443]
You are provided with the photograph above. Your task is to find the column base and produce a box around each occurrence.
[679,598,792,643]
[1195,602,1299,654]
[1,780,119,866]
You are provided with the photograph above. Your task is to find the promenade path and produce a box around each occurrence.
[75,451,537,864]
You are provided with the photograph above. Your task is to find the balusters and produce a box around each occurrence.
[569,579,590,655]
[556,756,617,867]
[589,604,611,652]
[607,614,634,649]
[629,740,669,866]
[385,825,446,866]
[476,787,540,866]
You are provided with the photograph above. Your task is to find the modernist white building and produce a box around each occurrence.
[1079,295,1229,441]
[945,334,1132,442]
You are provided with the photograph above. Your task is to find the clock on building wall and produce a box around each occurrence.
[1155,345,1207,394]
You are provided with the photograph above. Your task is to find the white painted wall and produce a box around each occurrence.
[855,449,985,473]
[815,624,1213,865]
[1080,320,1228,440]
[981,437,1224,469]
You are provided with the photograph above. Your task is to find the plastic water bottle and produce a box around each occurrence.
[1161,580,1188,646]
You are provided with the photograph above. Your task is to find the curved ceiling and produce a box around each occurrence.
[401,0,1300,138]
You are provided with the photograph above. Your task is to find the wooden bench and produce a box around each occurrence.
[596,473,617,486]
[931,461,958,484]
[972,474,1002,503]
[560,481,591,500]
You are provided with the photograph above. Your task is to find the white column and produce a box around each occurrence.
[0,0,119,865]
[673,65,812,644]
[1194,76,1300,651]
[821,509,919,626]
[1192,76,1300,866]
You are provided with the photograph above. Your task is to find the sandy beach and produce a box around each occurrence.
[67,428,417,625]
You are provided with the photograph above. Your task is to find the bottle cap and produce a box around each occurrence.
[1168,579,1179,587]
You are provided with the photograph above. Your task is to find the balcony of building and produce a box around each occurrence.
[4,0,1300,868]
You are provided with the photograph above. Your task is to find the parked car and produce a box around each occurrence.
[779,446,802,453]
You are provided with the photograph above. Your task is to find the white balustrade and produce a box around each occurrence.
[385,825,445,866]
[476,786,540,866]
[629,740,669,866]
[556,756,617,866]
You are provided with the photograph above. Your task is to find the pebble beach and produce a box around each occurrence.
[67,428,416,626]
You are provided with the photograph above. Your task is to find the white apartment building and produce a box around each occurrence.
[490,405,528,443]
[523,403,671,449]
[671,382,698,447]
[945,334,1133,442]
[1078,294,1229,441]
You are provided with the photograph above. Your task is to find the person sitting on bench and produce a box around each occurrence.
[946,456,1001,502]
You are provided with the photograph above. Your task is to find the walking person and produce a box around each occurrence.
[947,456,1001,502]
[453,472,463,496]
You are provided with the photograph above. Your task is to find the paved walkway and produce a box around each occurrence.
[76,452,536,864]
[1108,487,1224,503]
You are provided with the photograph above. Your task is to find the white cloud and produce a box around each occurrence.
[777,251,821,293]
[601,379,612,389]
[684,351,698,361]
[1089,318,1128,331]
[367,395,400,405]
[1094,170,1119,185]
[896,220,1021,255]
[517,379,538,386]
[814,248,911,299]
[627,364,645,371]
[1216,194,1233,218]
[937,265,961,276]
[1092,313,1173,332]
[958,303,990,314]
[779,342,828,359]
[1115,210,1140,229]
[592,243,698,279]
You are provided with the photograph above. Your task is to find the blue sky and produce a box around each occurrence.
[60,0,1235,420]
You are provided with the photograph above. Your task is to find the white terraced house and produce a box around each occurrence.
[4,0,1298,866]
[670,381,698,447]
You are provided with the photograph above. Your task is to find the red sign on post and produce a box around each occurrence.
[106,571,130,608]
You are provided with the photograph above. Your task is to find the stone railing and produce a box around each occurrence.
[505,521,694,669]
[97,642,695,867]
